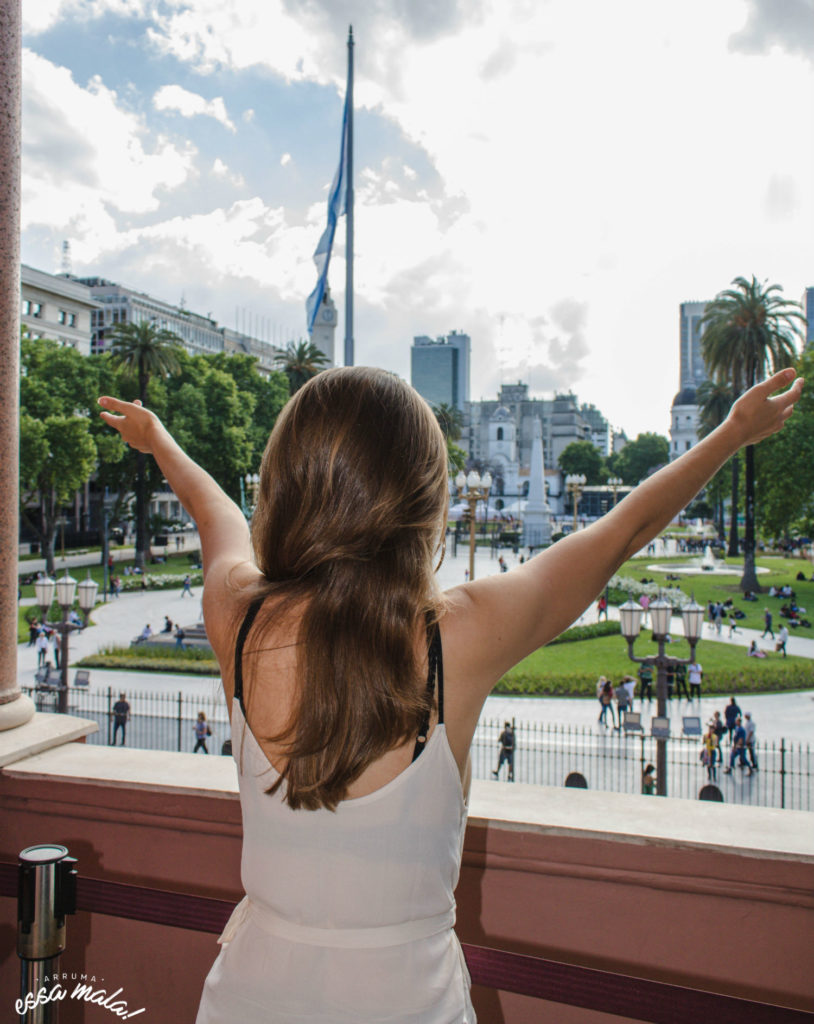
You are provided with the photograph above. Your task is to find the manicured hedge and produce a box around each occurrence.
[548,621,621,645]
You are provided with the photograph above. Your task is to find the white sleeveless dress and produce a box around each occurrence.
[196,624,475,1023]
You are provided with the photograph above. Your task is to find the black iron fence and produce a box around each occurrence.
[24,688,812,811]
[474,718,812,811]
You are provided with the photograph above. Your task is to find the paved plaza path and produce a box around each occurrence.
[17,543,814,744]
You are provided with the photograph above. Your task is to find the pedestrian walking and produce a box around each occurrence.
[701,725,718,782]
[49,629,60,670]
[724,716,751,774]
[492,721,515,781]
[182,574,194,598]
[710,711,726,768]
[596,594,608,621]
[112,693,130,746]
[724,697,741,742]
[761,608,774,639]
[194,712,211,753]
[744,712,759,770]
[175,625,187,650]
[642,763,656,795]
[598,680,616,728]
[639,593,650,628]
[674,662,691,701]
[777,624,788,657]
[686,661,702,701]
[638,664,653,702]
[35,630,49,668]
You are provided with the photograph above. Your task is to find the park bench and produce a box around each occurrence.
[621,711,643,734]
[682,716,702,737]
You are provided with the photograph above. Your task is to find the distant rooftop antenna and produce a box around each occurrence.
[60,240,72,275]
[180,292,187,310]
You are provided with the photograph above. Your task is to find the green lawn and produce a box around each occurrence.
[17,552,201,600]
[612,554,814,638]
[497,634,813,697]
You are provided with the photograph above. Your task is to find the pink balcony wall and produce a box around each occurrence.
[1,731,813,1023]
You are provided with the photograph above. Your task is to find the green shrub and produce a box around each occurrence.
[548,621,621,645]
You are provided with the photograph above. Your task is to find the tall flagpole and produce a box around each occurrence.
[345,25,354,367]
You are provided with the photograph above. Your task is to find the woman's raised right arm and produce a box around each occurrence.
[98,396,252,579]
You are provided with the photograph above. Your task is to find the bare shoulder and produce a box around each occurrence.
[202,558,263,658]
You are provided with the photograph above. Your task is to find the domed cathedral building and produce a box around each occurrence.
[669,301,710,462]
[464,383,602,516]
[486,406,520,499]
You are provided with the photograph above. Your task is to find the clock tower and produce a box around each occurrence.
[311,287,338,366]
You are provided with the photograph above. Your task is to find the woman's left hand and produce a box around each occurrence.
[726,368,804,447]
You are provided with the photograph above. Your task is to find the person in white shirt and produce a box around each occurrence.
[687,661,703,700]
[777,624,789,658]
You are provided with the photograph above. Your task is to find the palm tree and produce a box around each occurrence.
[701,276,804,591]
[274,340,330,394]
[696,378,735,546]
[432,403,464,442]
[108,320,183,569]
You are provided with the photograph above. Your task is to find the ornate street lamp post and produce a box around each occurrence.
[608,476,623,507]
[34,572,98,713]
[619,594,705,796]
[565,473,586,534]
[455,470,492,582]
[240,472,261,520]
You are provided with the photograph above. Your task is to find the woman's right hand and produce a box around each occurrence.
[98,396,162,454]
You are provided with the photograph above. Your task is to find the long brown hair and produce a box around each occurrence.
[243,367,449,811]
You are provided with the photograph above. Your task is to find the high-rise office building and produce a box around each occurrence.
[410,331,470,411]
[679,301,710,389]
[803,286,814,346]
[670,300,710,462]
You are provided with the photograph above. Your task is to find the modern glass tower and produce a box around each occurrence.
[410,331,471,411]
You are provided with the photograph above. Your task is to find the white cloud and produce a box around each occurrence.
[280,153,292,166]
[22,0,814,434]
[153,84,236,132]
[22,50,196,258]
[212,157,246,187]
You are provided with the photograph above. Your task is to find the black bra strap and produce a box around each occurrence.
[234,598,265,714]
[412,620,444,762]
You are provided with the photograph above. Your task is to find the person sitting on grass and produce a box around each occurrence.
[748,640,766,658]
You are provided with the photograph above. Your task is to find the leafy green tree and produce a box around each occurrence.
[19,339,126,573]
[204,353,289,467]
[701,276,804,591]
[433,403,464,442]
[108,321,183,568]
[614,433,669,485]
[274,339,330,394]
[20,414,98,574]
[558,441,604,484]
[754,347,814,540]
[696,378,736,547]
[165,360,255,501]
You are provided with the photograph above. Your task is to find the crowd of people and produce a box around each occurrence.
[700,699,759,781]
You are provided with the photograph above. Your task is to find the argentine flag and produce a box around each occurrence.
[306,88,350,335]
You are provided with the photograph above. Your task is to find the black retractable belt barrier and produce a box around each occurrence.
[16,845,77,1024]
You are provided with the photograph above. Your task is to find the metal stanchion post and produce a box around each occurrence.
[17,845,77,1023]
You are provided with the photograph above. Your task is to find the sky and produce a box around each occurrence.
[20,0,814,438]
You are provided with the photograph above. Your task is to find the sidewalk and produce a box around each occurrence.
[18,544,814,739]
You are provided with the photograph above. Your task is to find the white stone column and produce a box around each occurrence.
[0,0,35,729]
